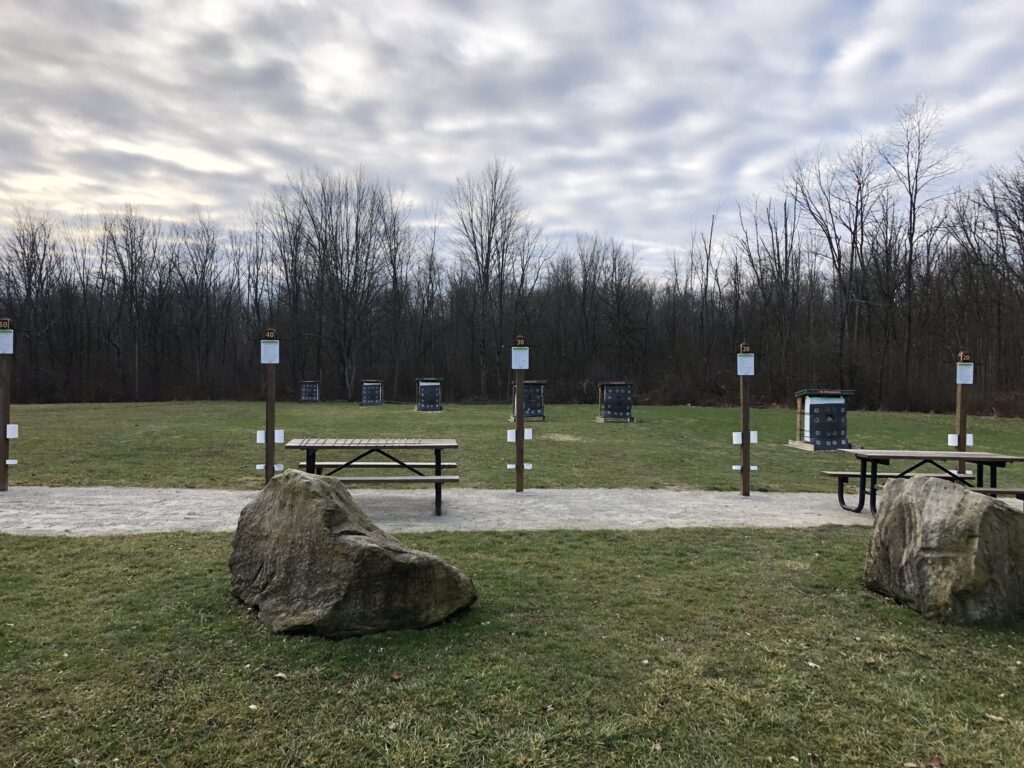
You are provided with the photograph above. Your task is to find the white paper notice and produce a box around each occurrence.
[6,424,18,439]
[260,339,280,365]
[507,463,533,470]
[0,329,12,355]
[949,433,975,446]
[274,429,285,444]
[511,346,529,370]
[257,430,266,444]
[507,428,533,442]
[736,353,755,377]
[956,362,974,385]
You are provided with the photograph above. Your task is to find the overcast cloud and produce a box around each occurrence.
[2,0,1023,267]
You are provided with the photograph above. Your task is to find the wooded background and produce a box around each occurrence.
[2,100,1022,413]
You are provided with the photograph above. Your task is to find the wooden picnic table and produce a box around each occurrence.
[834,448,1024,515]
[285,438,459,516]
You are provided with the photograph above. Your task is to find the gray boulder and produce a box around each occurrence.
[865,476,1024,623]
[230,469,476,638]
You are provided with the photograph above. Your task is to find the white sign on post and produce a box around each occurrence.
[260,339,280,365]
[0,329,13,355]
[511,346,530,370]
[956,362,974,385]
[736,353,754,377]
[257,429,286,445]
[947,433,974,447]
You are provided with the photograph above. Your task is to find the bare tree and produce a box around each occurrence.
[877,96,961,396]
[100,205,163,400]
[789,138,882,387]
[448,158,544,398]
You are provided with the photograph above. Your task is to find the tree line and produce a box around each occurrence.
[2,98,1023,413]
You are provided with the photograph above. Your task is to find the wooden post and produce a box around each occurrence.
[0,318,13,492]
[738,342,752,497]
[265,364,276,485]
[513,335,527,493]
[262,328,279,485]
[956,350,970,475]
[794,393,803,443]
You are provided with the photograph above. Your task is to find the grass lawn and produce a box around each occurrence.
[8,401,1024,491]
[2,527,1022,766]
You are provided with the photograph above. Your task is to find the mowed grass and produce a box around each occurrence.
[2,527,1023,767]
[8,401,1024,491]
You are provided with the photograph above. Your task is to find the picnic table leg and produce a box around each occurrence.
[838,461,868,513]
[434,448,442,515]
[869,461,880,515]
[306,450,317,475]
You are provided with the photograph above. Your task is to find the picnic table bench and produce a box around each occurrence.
[285,438,459,515]
[827,449,1024,515]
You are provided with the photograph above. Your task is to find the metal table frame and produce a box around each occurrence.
[285,438,458,515]
[836,449,1024,515]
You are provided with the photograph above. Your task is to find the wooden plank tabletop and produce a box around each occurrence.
[285,438,458,450]
[838,449,1024,462]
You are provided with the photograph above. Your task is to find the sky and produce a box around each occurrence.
[2,0,1023,268]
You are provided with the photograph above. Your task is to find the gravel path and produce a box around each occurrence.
[0,486,870,536]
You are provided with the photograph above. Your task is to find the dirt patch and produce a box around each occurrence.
[541,433,587,443]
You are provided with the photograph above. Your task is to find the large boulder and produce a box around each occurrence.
[865,476,1024,623]
[230,470,476,638]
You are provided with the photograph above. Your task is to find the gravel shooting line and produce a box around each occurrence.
[0,486,870,536]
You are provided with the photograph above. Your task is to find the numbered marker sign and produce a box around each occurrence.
[736,353,754,377]
[260,339,280,365]
[511,346,529,370]
[956,362,974,385]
